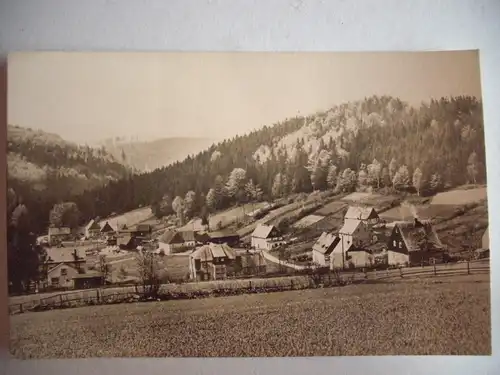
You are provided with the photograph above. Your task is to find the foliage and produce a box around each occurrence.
[49,202,81,229]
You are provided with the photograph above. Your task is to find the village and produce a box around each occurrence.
[33,195,490,294]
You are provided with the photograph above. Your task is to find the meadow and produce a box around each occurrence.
[10,274,490,358]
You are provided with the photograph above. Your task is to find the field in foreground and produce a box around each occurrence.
[10,274,490,358]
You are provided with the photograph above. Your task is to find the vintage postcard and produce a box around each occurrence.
[7,51,490,358]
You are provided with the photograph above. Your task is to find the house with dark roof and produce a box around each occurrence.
[205,230,240,247]
[158,230,200,254]
[387,219,445,266]
[188,243,237,281]
[250,224,284,250]
[312,232,340,266]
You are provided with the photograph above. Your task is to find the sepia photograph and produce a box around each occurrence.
[6,51,490,358]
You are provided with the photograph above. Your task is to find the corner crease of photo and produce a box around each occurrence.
[6,50,490,358]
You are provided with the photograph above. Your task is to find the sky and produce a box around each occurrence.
[8,51,482,145]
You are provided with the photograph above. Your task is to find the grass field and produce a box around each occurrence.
[98,206,153,230]
[10,274,490,358]
[431,186,487,205]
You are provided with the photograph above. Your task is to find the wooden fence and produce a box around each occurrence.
[8,258,489,315]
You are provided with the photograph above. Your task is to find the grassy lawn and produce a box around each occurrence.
[10,274,490,358]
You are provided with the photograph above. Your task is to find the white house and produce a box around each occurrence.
[46,263,79,289]
[84,219,101,239]
[330,219,371,269]
[188,243,237,281]
[251,224,285,251]
[47,227,71,244]
[312,232,340,267]
[158,230,199,254]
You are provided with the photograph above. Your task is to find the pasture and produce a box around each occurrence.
[10,274,490,358]
[431,186,487,205]
[180,201,270,232]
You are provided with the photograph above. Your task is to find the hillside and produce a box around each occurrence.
[7,125,131,231]
[70,95,485,225]
[99,137,218,172]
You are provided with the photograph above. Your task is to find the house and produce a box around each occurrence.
[46,263,79,289]
[72,271,104,289]
[188,243,238,281]
[329,219,372,269]
[205,230,241,247]
[47,227,71,244]
[386,219,445,266]
[85,219,101,239]
[117,235,139,250]
[251,224,285,250]
[100,221,115,234]
[235,250,267,275]
[132,224,153,238]
[312,232,340,267]
[43,247,87,289]
[344,206,380,226]
[158,230,198,254]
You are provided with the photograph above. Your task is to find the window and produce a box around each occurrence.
[393,240,396,247]
[61,268,67,276]
[399,241,403,248]
[51,277,59,285]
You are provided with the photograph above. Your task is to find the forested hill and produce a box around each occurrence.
[72,95,485,223]
[7,125,131,231]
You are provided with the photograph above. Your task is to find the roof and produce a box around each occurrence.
[207,230,240,239]
[159,230,197,244]
[100,222,115,232]
[312,232,340,255]
[395,222,444,252]
[344,206,379,221]
[117,235,133,246]
[134,223,152,232]
[85,219,100,231]
[47,262,78,275]
[73,271,103,279]
[45,247,86,264]
[251,224,279,239]
[339,219,362,235]
[48,227,71,236]
[190,243,237,261]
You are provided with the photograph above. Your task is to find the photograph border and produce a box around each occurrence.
[1,0,499,374]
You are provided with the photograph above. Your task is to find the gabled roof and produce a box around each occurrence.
[312,232,340,255]
[47,262,78,275]
[117,235,133,246]
[339,219,362,235]
[344,206,379,221]
[159,230,197,244]
[394,222,444,252]
[100,222,115,232]
[45,248,86,264]
[190,243,237,261]
[251,224,279,239]
[85,219,100,231]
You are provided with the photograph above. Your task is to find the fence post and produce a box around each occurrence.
[19,303,23,314]
[399,267,403,278]
[467,260,470,275]
[59,294,63,307]
[290,279,294,290]
[97,288,101,303]
[249,280,252,290]
[363,268,367,280]
[433,263,437,276]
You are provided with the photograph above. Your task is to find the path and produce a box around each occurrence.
[260,250,307,271]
